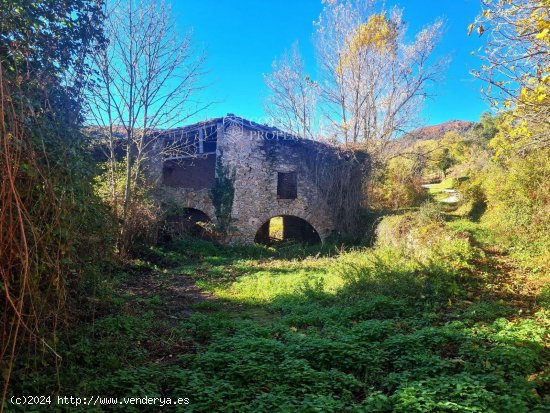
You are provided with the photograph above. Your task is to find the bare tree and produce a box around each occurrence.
[264,43,319,139]
[314,0,445,160]
[87,0,208,227]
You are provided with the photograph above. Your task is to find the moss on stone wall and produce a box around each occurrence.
[209,159,235,234]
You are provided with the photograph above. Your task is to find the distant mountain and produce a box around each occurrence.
[405,120,476,142]
[387,120,476,154]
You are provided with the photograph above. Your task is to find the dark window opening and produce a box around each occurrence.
[202,125,218,153]
[277,172,297,199]
[254,215,320,245]
[162,154,216,189]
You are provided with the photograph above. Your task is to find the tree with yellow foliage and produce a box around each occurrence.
[468,1,549,270]
[314,0,445,158]
[471,0,549,157]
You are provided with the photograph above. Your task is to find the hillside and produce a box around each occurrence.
[387,120,477,155]
[406,120,476,141]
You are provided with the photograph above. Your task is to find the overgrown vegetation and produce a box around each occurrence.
[368,108,548,274]
[0,0,110,405]
[8,209,548,411]
[3,0,549,411]
[368,156,428,211]
[210,161,236,235]
[463,148,550,272]
[260,137,367,241]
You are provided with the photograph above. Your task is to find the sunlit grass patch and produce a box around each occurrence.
[424,177,456,193]
[12,213,549,412]
[212,257,344,304]
[269,216,284,240]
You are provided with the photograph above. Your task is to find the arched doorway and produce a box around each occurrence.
[164,208,212,240]
[254,215,321,245]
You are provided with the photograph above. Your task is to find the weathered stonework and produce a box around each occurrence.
[146,115,365,244]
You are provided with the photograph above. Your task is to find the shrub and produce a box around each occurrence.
[368,157,429,211]
[94,162,164,256]
[481,149,550,271]
[120,197,163,254]
[456,177,487,221]
[375,202,476,267]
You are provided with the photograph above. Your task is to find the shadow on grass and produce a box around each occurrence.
[8,236,549,412]
[166,248,548,412]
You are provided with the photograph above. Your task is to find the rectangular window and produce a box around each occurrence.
[162,154,216,189]
[277,172,297,199]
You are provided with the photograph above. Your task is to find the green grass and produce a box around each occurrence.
[8,222,550,412]
[425,177,456,194]
[424,178,462,208]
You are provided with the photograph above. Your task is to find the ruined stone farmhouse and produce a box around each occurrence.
[146,115,366,244]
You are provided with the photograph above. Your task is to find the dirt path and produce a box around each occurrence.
[124,271,214,321]
[119,270,216,363]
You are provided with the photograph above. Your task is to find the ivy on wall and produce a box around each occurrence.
[210,159,236,234]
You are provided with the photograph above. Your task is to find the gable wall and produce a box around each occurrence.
[146,120,362,244]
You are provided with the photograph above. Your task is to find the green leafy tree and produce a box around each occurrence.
[472,112,499,144]
[434,147,455,177]
[0,0,105,121]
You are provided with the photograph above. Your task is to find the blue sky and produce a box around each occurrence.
[176,0,490,128]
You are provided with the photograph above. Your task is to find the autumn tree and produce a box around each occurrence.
[464,1,549,270]
[264,0,445,158]
[471,0,549,156]
[314,0,445,159]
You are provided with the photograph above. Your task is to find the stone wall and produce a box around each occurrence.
[219,127,334,243]
[145,118,364,244]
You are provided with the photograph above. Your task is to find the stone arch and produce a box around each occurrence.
[254,214,322,245]
[165,207,213,239]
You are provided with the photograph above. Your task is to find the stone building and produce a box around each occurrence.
[146,115,366,245]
